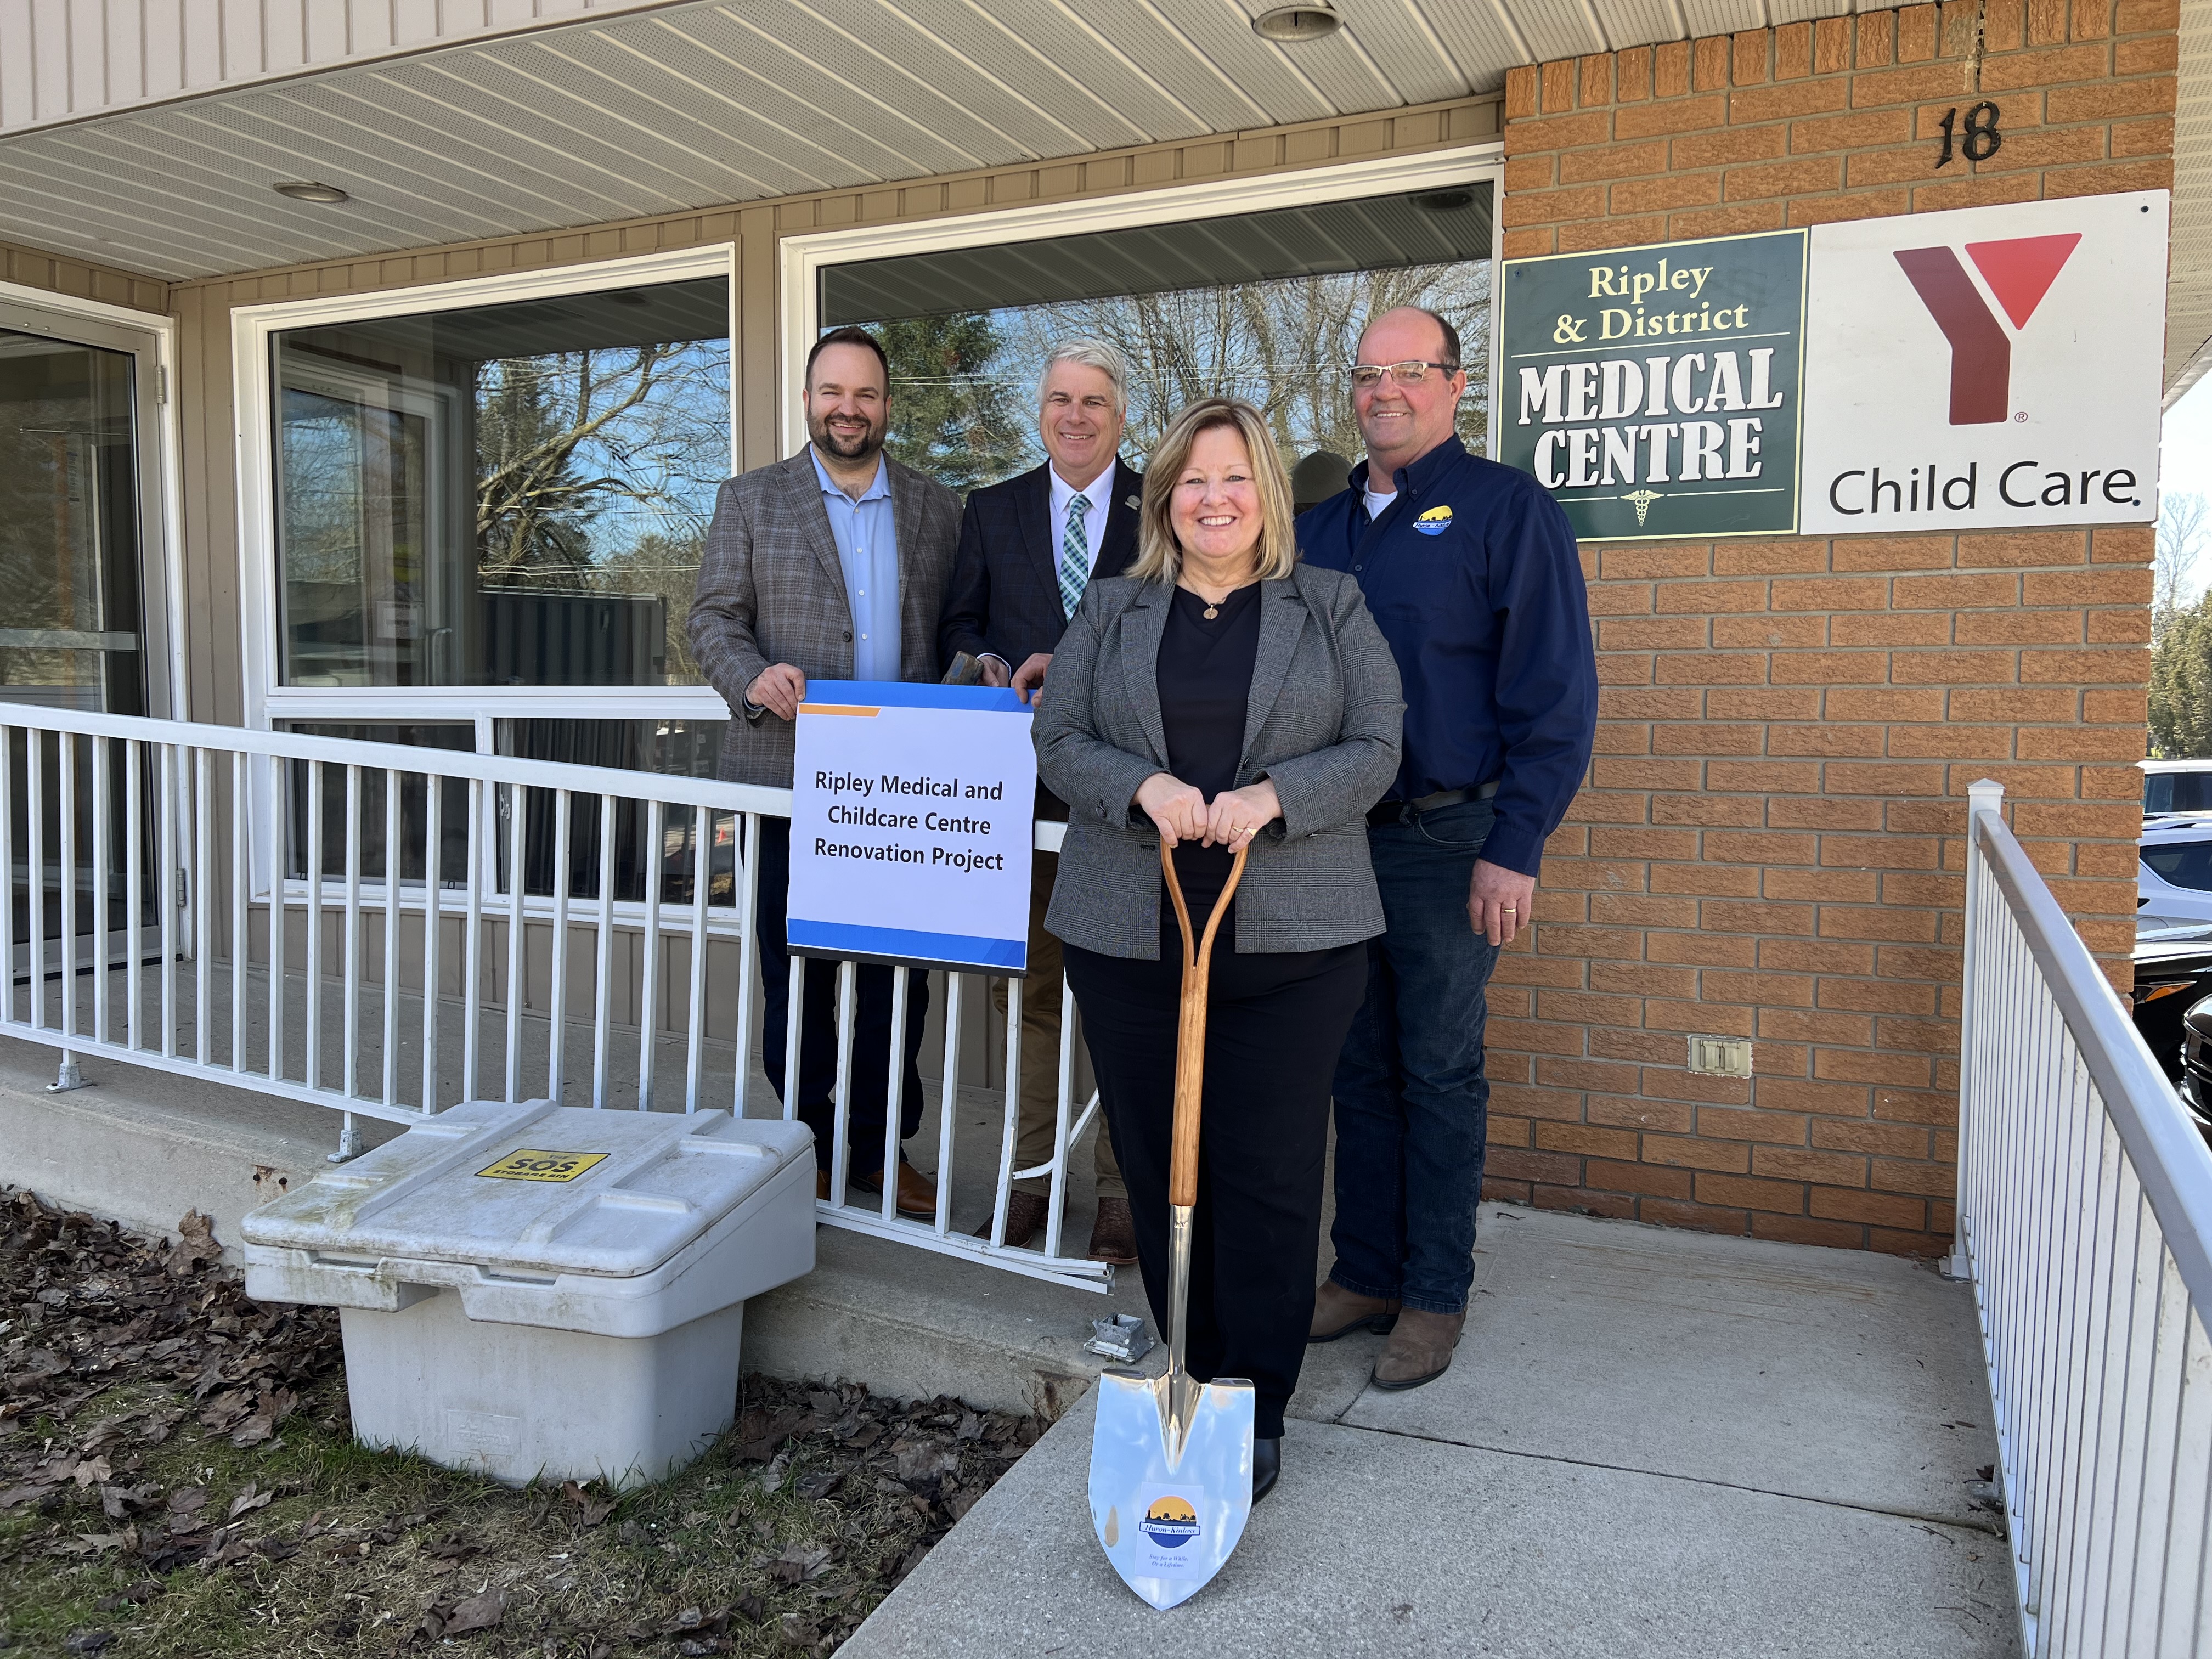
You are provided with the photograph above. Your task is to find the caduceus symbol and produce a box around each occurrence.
[1620,489,1664,526]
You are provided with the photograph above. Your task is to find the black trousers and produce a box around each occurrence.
[751,817,929,1175]
[1064,915,1366,1440]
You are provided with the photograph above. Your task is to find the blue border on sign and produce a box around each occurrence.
[804,680,1030,713]
[787,918,1027,973]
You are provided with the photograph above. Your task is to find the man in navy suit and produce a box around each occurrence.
[939,337,1143,1263]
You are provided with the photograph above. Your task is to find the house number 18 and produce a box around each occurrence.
[1936,101,2004,167]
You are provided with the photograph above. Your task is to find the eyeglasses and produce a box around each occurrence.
[1349,360,1461,388]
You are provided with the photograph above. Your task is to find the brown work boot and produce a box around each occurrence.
[1087,1195,1139,1265]
[1371,1308,1465,1391]
[1308,1280,1401,1344]
[974,1190,1048,1246]
[851,1159,938,1219]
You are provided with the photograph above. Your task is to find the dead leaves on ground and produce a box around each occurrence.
[1,1188,345,1600]
[561,1478,618,1527]
[414,1584,506,1641]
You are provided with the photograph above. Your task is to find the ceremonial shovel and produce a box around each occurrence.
[1088,841,1254,1611]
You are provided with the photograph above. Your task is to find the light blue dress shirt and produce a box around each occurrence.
[810,448,901,682]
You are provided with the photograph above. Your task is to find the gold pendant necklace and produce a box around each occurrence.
[1203,603,1219,619]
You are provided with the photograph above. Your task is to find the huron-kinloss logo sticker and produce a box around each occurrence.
[1892,234,2081,425]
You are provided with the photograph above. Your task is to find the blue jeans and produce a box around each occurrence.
[1329,797,1502,1314]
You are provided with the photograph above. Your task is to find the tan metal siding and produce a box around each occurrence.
[0,235,166,311]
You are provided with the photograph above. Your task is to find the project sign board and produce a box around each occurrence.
[1499,230,1807,541]
[786,682,1035,975]
[1798,191,2168,534]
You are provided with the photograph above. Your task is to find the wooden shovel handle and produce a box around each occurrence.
[1162,840,1249,1210]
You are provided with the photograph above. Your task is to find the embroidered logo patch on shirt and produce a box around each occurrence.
[1414,504,1453,537]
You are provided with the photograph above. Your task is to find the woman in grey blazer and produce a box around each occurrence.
[1034,397,1403,1504]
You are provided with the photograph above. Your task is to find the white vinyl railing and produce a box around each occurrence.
[1,705,1108,1291]
[1954,778,2212,1656]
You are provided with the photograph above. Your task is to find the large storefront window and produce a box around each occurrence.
[819,183,1493,490]
[272,276,730,690]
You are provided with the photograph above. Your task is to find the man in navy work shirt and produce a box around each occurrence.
[1299,305,1596,1391]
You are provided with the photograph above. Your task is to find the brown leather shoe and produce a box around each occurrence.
[1371,1307,1465,1391]
[1086,1195,1139,1265]
[1308,1279,1401,1344]
[974,1190,1049,1246]
[851,1159,938,1219]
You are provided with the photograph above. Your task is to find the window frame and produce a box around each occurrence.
[0,280,185,723]
[775,143,1505,462]
[230,244,741,734]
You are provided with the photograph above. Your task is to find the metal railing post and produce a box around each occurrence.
[1948,777,2004,1282]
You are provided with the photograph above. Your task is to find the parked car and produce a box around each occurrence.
[2171,995,2212,1145]
[2137,817,2212,933]
[2142,758,2212,820]
[2130,934,2212,1081]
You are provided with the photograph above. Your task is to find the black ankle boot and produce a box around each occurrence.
[1252,1436,1282,1504]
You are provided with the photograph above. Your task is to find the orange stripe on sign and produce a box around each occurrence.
[798,704,879,716]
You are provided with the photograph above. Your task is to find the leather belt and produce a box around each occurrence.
[1367,780,1499,827]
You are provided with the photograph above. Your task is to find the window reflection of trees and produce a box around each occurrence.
[274,296,730,691]
[472,341,729,687]
[870,261,1491,493]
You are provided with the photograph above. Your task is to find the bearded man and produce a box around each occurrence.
[689,325,962,1215]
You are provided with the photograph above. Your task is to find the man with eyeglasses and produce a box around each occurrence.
[1297,304,1596,1392]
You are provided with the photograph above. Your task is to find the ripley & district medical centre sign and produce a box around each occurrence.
[1500,230,1808,542]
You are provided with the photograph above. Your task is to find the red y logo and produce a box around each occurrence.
[1893,234,2081,424]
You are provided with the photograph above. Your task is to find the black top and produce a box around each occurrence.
[1156,580,1263,937]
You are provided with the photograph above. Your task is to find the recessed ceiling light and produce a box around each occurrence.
[1252,5,1342,42]
[274,182,349,205]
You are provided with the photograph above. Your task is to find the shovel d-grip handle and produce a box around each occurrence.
[1161,840,1249,1210]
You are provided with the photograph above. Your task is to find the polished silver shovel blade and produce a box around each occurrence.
[1088,1368,1255,1611]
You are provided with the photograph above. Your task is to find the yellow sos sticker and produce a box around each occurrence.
[475,1149,610,1183]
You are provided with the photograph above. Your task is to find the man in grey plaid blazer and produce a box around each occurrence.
[688,326,962,1217]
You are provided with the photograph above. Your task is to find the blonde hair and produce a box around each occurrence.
[1127,398,1300,586]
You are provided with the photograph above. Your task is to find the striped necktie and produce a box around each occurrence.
[1059,492,1091,619]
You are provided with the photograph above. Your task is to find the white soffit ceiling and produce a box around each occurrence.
[0,0,1907,284]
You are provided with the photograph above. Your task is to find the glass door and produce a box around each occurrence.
[1,298,172,980]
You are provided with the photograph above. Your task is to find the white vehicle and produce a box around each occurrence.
[2142,758,2212,819]
[2139,816,2212,932]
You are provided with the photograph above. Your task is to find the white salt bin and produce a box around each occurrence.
[240,1099,814,1489]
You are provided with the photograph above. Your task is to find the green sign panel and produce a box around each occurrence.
[1499,230,1807,541]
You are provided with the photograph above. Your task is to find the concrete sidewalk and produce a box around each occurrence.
[840,1205,2022,1658]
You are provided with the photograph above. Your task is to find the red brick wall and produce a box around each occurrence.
[1489,0,2174,1255]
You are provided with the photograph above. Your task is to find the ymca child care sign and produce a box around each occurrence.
[786,682,1035,974]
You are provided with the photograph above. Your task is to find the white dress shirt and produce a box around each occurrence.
[1049,464,1114,574]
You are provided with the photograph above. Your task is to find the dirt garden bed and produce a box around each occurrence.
[0,1188,1040,1657]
